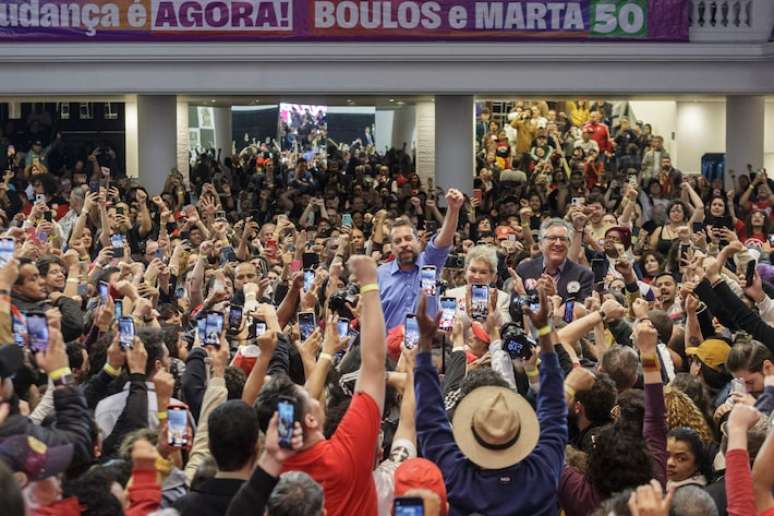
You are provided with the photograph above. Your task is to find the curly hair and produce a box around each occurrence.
[664,386,715,444]
[670,373,717,441]
[587,424,653,497]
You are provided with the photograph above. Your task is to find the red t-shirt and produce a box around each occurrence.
[282,392,381,516]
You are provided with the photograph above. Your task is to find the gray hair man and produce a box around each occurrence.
[515,218,594,302]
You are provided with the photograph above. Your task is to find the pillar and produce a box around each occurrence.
[137,95,178,196]
[212,106,233,157]
[434,96,474,196]
[725,95,766,189]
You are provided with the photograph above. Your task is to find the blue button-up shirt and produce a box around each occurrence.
[377,239,450,331]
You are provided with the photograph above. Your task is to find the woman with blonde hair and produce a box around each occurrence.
[664,385,715,444]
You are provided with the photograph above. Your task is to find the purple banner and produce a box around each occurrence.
[0,0,690,41]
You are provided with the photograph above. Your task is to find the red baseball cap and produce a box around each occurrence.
[471,321,491,345]
[394,458,448,516]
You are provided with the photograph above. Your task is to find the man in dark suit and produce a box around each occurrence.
[516,218,594,302]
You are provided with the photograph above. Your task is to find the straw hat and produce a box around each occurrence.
[451,386,539,469]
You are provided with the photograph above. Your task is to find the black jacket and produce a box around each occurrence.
[101,373,148,458]
[12,294,84,343]
[175,477,245,516]
[225,467,278,516]
[0,385,92,469]
[694,279,774,355]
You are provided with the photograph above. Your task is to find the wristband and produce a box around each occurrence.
[526,368,539,378]
[318,352,333,363]
[103,363,121,378]
[641,354,660,371]
[360,283,379,295]
[537,325,552,337]
[564,384,576,398]
[157,411,168,421]
[49,367,72,381]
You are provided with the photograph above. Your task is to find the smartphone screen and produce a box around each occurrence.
[393,497,425,516]
[420,266,436,296]
[116,206,124,216]
[472,188,483,204]
[563,300,575,324]
[254,321,267,337]
[119,317,135,350]
[167,406,188,447]
[228,305,243,332]
[277,398,295,449]
[303,269,315,293]
[299,311,316,341]
[471,285,489,321]
[26,312,49,353]
[341,213,353,227]
[110,234,124,255]
[337,318,350,338]
[98,281,110,303]
[404,314,419,349]
[439,296,456,332]
[0,238,15,268]
[205,312,224,345]
[114,299,123,320]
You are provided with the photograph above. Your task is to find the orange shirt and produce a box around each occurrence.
[282,392,381,516]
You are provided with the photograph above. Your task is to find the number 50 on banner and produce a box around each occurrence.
[591,0,648,37]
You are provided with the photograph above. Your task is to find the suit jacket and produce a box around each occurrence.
[516,255,594,302]
[445,286,511,323]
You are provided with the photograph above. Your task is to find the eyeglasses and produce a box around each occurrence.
[544,235,570,243]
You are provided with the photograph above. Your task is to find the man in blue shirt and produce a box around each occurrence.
[413,287,569,516]
[377,188,464,331]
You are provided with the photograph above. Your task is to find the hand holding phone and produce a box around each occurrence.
[277,397,297,450]
[119,317,135,350]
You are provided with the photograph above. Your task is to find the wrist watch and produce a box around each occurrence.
[53,374,74,387]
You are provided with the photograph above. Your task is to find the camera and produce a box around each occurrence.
[509,292,539,323]
[445,254,465,269]
[516,294,539,311]
[328,283,359,319]
[501,322,536,360]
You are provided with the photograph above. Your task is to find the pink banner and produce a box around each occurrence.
[0,0,690,41]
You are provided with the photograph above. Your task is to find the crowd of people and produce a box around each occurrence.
[0,98,773,516]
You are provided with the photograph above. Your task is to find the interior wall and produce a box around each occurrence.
[628,100,677,157]
[374,109,394,152]
[676,100,726,175]
[765,99,774,175]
